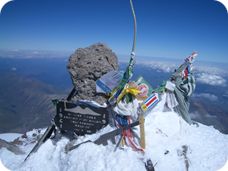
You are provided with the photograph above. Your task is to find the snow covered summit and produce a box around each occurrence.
[0,95,227,171]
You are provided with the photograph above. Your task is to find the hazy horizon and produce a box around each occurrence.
[0,48,228,66]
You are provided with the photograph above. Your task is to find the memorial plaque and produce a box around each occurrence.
[54,101,109,136]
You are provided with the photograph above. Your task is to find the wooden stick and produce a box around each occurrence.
[139,115,145,149]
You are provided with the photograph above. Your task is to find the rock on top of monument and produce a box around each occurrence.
[67,43,119,104]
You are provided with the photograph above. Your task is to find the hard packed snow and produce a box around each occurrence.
[0,134,22,142]
[0,95,227,171]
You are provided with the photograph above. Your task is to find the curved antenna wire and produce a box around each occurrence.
[107,0,138,104]
[130,0,137,55]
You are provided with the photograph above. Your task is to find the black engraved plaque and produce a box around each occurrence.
[54,101,109,136]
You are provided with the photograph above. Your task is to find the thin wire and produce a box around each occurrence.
[130,0,137,55]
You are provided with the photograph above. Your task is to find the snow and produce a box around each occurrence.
[217,160,228,171]
[0,133,22,142]
[114,99,139,120]
[0,160,10,171]
[0,96,227,171]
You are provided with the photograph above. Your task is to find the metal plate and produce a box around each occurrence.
[54,101,109,136]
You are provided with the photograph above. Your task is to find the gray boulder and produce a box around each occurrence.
[67,43,119,104]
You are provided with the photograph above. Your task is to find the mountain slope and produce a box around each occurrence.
[0,72,64,133]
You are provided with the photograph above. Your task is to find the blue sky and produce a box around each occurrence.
[0,0,227,62]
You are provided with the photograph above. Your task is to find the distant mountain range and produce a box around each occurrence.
[0,72,65,133]
[0,58,227,134]
[0,49,71,59]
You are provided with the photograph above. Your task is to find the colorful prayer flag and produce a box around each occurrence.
[141,93,160,112]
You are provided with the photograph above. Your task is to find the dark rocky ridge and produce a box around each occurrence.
[0,72,63,133]
[67,43,119,104]
[0,138,24,155]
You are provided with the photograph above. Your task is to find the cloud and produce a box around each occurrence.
[196,73,226,86]
[146,62,176,73]
[136,57,227,75]
[194,64,227,76]
[137,60,177,73]
[121,57,228,87]
[190,111,217,121]
[193,93,218,101]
